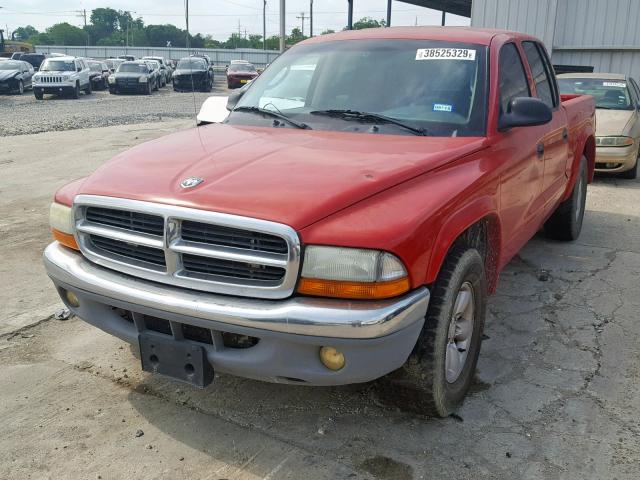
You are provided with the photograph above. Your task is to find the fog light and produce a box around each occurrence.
[319,346,345,371]
[65,290,80,308]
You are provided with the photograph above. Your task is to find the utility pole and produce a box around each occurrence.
[185,0,190,51]
[441,10,446,26]
[296,12,306,37]
[76,9,88,46]
[279,0,285,53]
[263,0,267,50]
[309,0,313,37]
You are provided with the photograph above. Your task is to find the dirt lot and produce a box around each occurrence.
[1,117,640,479]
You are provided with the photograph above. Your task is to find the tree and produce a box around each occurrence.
[89,8,119,39]
[13,25,38,41]
[287,27,306,45]
[46,23,88,46]
[350,17,386,30]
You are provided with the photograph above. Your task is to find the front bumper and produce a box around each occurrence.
[173,76,207,90]
[33,83,75,95]
[44,242,429,385]
[595,145,638,173]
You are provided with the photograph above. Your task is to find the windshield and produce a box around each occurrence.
[558,78,634,110]
[177,59,206,70]
[117,63,148,73]
[40,60,74,72]
[89,63,102,72]
[232,40,488,136]
[0,61,23,70]
[229,64,256,73]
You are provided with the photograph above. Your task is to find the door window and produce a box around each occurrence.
[522,41,556,108]
[498,43,531,114]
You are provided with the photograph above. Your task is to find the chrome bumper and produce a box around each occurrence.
[43,242,429,340]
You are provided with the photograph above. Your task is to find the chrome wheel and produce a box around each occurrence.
[445,282,475,383]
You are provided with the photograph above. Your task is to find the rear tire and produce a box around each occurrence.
[620,156,639,179]
[378,247,487,417]
[545,156,588,241]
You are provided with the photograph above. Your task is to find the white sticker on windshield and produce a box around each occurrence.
[603,82,626,88]
[416,48,476,61]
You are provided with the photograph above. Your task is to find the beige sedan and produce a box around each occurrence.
[558,73,640,179]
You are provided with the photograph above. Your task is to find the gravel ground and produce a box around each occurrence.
[0,77,230,136]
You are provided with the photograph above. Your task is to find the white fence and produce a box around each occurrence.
[35,45,280,67]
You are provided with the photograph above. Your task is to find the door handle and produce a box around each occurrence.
[562,128,569,142]
[536,143,545,157]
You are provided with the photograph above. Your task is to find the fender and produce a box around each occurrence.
[426,195,502,292]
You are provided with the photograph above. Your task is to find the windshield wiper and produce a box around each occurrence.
[310,109,427,136]
[233,106,311,130]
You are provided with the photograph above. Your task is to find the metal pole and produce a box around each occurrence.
[386,0,392,27]
[279,0,285,52]
[310,0,313,37]
[185,0,190,50]
[347,0,353,30]
[441,10,446,26]
[263,0,267,50]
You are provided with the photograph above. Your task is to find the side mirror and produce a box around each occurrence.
[77,67,82,72]
[226,89,246,111]
[499,97,552,131]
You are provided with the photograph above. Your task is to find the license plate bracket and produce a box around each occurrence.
[139,333,214,388]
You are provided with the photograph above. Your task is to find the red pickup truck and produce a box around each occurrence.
[44,27,595,417]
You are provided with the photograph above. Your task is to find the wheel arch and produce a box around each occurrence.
[426,201,502,295]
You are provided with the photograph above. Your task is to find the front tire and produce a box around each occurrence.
[380,247,487,417]
[71,83,80,99]
[145,81,152,95]
[545,156,587,240]
[34,89,43,100]
[84,81,92,95]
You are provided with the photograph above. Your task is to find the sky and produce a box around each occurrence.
[0,0,470,41]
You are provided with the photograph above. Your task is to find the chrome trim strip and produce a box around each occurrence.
[170,240,288,268]
[77,221,164,249]
[44,242,429,339]
[73,195,301,300]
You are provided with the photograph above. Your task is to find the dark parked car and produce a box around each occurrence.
[10,52,24,60]
[108,60,158,95]
[172,57,213,92]
[117,55,136,61]
[88,60,110,90]
[0,60,34,94]
[226,62,259,89]
[20,53,47,71]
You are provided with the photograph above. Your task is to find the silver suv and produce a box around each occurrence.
[33,56,92,99]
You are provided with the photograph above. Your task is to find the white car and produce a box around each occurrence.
[32,56,92,99]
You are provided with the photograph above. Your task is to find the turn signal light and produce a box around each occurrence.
[52,228,80,251]
[297,277,410,300]
[65,290,80,308]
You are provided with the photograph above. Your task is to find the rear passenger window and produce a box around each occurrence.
[498,43,530,114]
[523,41,555,108]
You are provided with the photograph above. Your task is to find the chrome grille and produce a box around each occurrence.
[73,195,300,299]
[41,76,64,83]
[181,220,288,254]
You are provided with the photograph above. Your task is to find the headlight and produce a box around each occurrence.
[297,246,410,299]
[108,75,115,84]
[49,202,79,250]
[139,75,148,83]
[596,136,634,147]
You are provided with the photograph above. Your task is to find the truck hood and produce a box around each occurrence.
[595,108,636,136]
[78,124,486,230]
